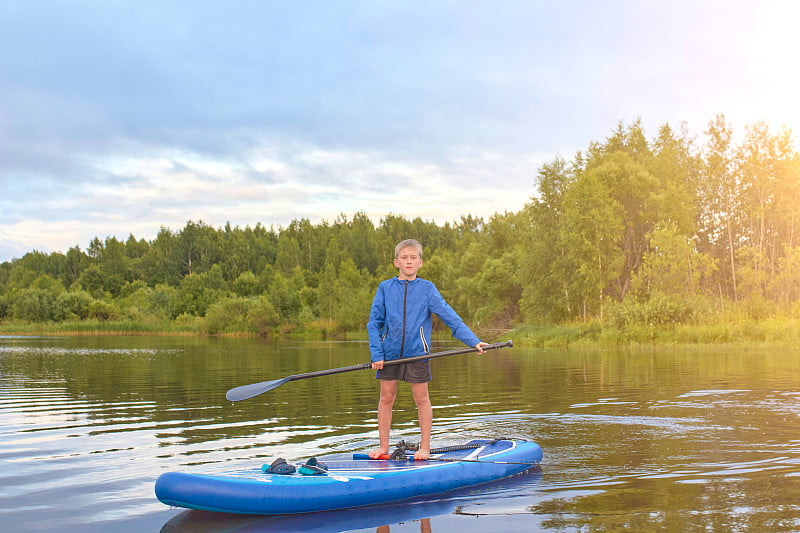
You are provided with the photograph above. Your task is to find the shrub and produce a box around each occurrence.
[54,290,93,320]
[246,296,279,336]
[88,300,120,321]
[203,297,251,335]
[11,288,56,322]
[606,292,692,329]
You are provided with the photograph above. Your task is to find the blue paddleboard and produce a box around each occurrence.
[155,438,543,515]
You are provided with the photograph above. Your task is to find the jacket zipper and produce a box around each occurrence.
[419,326,429,354]
[399,280,408,357]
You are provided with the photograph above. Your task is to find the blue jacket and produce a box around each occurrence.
[367,277,481,362]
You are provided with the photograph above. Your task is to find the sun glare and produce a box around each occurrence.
[745,2,800,144]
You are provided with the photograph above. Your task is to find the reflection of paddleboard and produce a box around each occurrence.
[155,439,543,515]
[160,467,543,533]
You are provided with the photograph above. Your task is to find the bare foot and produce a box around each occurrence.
[414,448,431,461]
[368,447,388,459]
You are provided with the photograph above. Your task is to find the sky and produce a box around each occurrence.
[1,0,799,263]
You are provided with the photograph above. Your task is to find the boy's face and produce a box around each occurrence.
[394,247,423,280]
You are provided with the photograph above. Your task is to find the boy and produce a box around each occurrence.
[367,239,488,460]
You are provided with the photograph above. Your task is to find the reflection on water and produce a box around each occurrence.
[1,335,800,532]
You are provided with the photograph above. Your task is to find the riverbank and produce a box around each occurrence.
[512,317,800,347]
[4,317,800,347]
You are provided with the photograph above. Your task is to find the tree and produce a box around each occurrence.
[736,122,798,293]
[650,122,698,235]
[175,265,229,316]
[64,246,89,287]
[175,220,218,276]
[74,265,121,299]
[337,212,379,273]
[631,221,717,298]
[520,157,576,321]
[268,273,302,324]
[697,114,740,299]
[773,148,800,250]
[771,246,800,309]
[140,227,181,285]
[561,165,624,319]
[329,257,372,331]
[274,235,302,274]
[232,271,262,297]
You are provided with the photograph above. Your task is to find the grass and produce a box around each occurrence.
[0,319,197,336]
[511,317,800,348]
[5,316,800,347]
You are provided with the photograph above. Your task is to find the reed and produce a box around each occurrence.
[511,317,800,348]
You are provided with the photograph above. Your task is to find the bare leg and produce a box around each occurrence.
[369,380,397,459]
[410,382,432,460]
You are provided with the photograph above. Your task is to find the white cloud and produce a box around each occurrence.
[2,1,799,262]
[1,141,545,259]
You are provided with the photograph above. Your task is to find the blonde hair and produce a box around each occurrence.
[395,239,423,258]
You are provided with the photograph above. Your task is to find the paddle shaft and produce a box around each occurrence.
[352,454,540,467]
[427,457,540,466]
[286,339,512,382]
[226,340,512,401]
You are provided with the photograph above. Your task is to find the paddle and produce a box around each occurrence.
[352,454,540,467]
[226,339,513,402]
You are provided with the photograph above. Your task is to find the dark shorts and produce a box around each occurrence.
[376,359,432,383]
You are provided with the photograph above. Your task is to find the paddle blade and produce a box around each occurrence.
[226,377,290,402]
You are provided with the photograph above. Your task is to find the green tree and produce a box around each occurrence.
[337,212,379,273]
[591,151,661,299]
[697,114,740,299]
[330,257,373,331]
[520,157,577,321]
[772,245,800,309]
[64,246,89,287]
[650,123,698,235]
[281,218,329,272]
[773,149,800,250]
[175,265,229,316]
[140,227,182,285]
[268,273,302,324]
[631,221,717,298]
[73,265,121,299]
[274,235,302,274]
[232,271,262,297]
[561,165,624,319]
[175,220,219,276]
[736,123,798,297]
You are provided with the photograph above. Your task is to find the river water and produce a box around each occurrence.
[1,335,799,532]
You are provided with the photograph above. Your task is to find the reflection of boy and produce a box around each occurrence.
[367,239,488,460]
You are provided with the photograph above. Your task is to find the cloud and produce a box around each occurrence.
[2,1,799,262]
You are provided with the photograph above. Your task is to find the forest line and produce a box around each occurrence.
[2,115,800,344]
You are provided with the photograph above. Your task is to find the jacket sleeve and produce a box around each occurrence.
[428,284,481,348]
[367,284,387,362]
